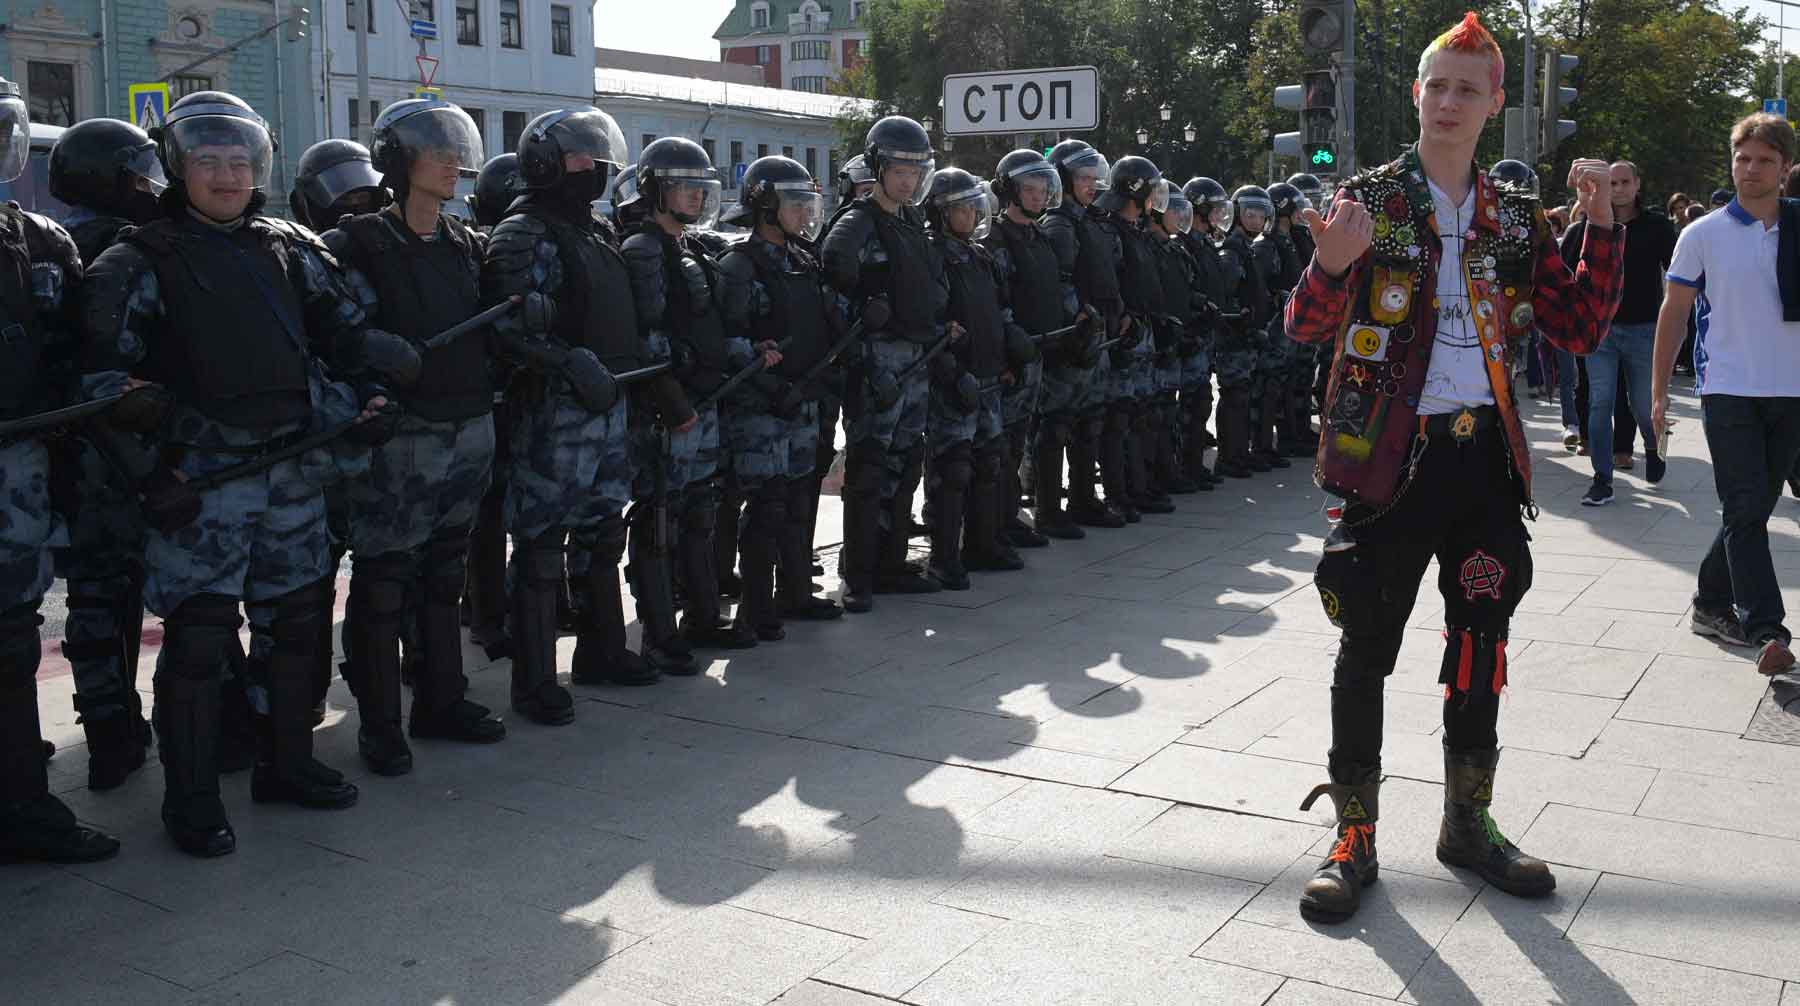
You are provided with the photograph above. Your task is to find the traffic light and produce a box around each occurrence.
[1276,69,1339,173]
[1541,48,1578,158]
[1305,142,1339,171]
[1273,83,1304,161]
[286,4,310,40]
[1299,0,1347,58]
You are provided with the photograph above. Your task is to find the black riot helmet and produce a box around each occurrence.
[610,162,647,229]
[467,152,522,228]
[1267,181,1310,218]
[155,90,273,188]
[1489,159,1539,198]
[1183,176,1232,232]
[1047,139,1110,207]
[369,97,484,200]
[991,148,1061,219]
[0,77,26,185]
[1096,155,1168,214]
[836,154,875,203]
[49,117,167,222]
[924,166,992,240]
[863,115,935,206]
[1152,194,1193,236]
[517,105,628,200]
[1286,172,1325,206]
[723,155,823,241]
[629,136,722,228]
[288,138,387,229]
[1231,184,1274,232]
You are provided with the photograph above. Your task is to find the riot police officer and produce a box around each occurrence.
[468,151,522,228]
[620,137,757,651]
[717,155,846,635]
[83,90,396,855]
[323,97,507,776]
[834,154,876,214]
[1096,156,1176,517]
[1215,184,1272,477]
[44,117,167,789]
[484,107,681,715]
[1239,185,1293,471]
[289,139,389,229]
[0,77,122,862]
[1270,180,1320,457]
[1040,140,1125,528]
[1179,177,1236,484]
[924,168,1021,588]
[820,115,948,611]
[984,149,1072,541]
[1146,194,1209,494]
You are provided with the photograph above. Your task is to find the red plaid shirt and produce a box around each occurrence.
[1285,153,1624,506]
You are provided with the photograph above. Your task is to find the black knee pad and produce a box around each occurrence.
[588,516,628,564]
[931,441,974,493]
[0,601,45,676]
[520,536,566,588]
[680,484,720,536]
[973,443,1004,484]
[745,491,788,537]
[270,578,333,657]
[843,441,887,501]
[421,530,471,606]
[162,594,242,683]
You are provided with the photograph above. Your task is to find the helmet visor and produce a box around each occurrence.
[1006,161,1062,214]
[936,183,991,240]
[774,183,824,242]
[1145,178,1172,214]
[122,143,168,195]
[1208,201,1234,230]
[166,114,273,188]
[1067,149,1110,189]
[0,97,28,184]
[307,157,384,208]
[390,105,486,173]
[661,172,722,228]
[1237,193,1274,218]
[1164,196,1193,234]
[541,108,628,170]
[880,151,935,205]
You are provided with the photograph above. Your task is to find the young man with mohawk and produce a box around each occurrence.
[1284,12,1624,923]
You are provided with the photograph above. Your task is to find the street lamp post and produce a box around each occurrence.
[1184,122,1196,143]
[1136,126,1149,147]
[1159,102,1172,123]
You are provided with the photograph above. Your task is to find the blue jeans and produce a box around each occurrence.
[1555,344,1580,429]
[1585,322,1657,484]
[1697,394,1800,643]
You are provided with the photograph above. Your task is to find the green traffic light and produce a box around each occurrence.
[1311,147,1336,167]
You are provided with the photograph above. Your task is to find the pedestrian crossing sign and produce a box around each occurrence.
[413,86,442,100]
[128,83,171,131]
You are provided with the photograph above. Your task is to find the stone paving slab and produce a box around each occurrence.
[16,386,1800,1004]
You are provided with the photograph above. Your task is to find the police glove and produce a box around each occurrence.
[346,396,401,446]
[359,329,424,388]
[565,347,620,414]
[1004,324,1038,370]
[108,384,174,434]
[139,467,202,533]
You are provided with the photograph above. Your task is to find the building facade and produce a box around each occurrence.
[712,0,869,93]
[594,66,872,208]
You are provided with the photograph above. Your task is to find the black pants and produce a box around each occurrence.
[1314,427,1532,780]
[1696,394,1800,644]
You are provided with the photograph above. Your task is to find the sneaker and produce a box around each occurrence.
[1563,427,1580,450]
[1691,607,1749,646]
[1645,450,1666,485]
[1580,480,1613,506]
[1756,637,1796,676]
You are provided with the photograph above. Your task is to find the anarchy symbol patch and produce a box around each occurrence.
[1459,549,1506,602]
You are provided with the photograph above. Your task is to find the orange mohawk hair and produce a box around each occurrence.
[1418,11,1505,92]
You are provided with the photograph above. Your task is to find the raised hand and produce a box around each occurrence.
[1568,159,1614,228]
[1300,199,1373,278]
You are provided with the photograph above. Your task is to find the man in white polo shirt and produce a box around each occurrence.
[1652,112,1800,677]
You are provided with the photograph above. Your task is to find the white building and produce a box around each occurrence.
[594,66,874,203]
[312,0,595,164]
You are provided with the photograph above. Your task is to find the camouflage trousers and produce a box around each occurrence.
[50,437,146,708]
[725,400,819,492]
[631,399,722,499]
[927,381,1004,459]
[1107,326,1155,402]
[1179,347,1213,394]
[845,338,930,502]
[345,413,495,557]
[0,440,58,613]
[1039,359,1098,419]
[1001,359,1042,430]
[1152,355,1182,396]
[506,389,632,541]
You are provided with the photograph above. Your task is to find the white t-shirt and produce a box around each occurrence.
[1666,199,1800,398]
[1417,179,1496,416]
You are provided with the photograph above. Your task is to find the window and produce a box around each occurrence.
[503,110,527,153]
[754,45,771,64]
[757,143,769,159]
[25,62,74,126]
[751,2,769,28]
[782,145,794,159]
[857,38,871,57]
[641,134,657,155]
[456,0,480,44]
[805,147,817,177]
[729,140,743,168]
[467,108,487,151]
[551,5,572,55]
[499,0,521,47]
[827,149,837,182]
[172,74,214,99]
[701,138,717,167]
[416,0,435,18]
[792,76,828,93]
[348,98,380,136]
[850,0,866,19]
[791,40,829,61]
[347,0,374,31]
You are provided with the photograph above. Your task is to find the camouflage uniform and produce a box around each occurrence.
[1214,228,1270,472]
[1175,226,1225,481]
[1038,200,1123,524]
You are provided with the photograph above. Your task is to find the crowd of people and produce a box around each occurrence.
[1,7,1791,935]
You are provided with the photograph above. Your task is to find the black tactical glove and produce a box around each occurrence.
[345,397,401,446]
[140,467,202,533]
[107,384,173,434]
[358,329,423,388]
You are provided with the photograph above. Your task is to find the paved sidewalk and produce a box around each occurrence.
[14,382,1800,1005]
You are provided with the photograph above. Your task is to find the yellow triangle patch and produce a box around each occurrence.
[1343,795,1368,821]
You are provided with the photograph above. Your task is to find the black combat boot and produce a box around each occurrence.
[776,477,843,620]
[1437,748,1556,897]
[570,519,660,687]
[253,585,359,809]
[1297,767,1381,924]
[511,540,579,724]
[412,533,509,739]
[346,555,412,776]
